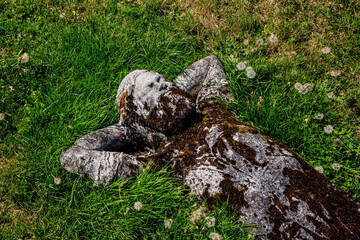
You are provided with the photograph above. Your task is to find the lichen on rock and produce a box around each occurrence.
[60,55,360,239]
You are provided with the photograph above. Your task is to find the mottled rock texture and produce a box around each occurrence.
[60,55,360,239]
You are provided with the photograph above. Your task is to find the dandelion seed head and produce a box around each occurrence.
[315,113,324,120]
[244,39,249,45]
[315,166,324,174]
[246,66,253,72]
[53,175,61,185]
[205,216,216,228]
[294,83,313,94]
[189,206,206,225]
[236,61,247,70]
[324,125,334,134]
[209,232,223,240]
[294,82,302,91]
[164,219,173,229]
[327,92,335,99]
[0,113,4,121]
[18,53,29,63]
[321,47,331,54]
[269,34,278,43]
[332,163,341,171]
[246,70,256,79]
[333,138,344,147]
[134,201,143,211]
[329,70,341,77]
[256,38,264,45]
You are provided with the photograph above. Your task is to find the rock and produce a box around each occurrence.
[60,124,144,186]
[60,55,360,239]
[116,70,196,141]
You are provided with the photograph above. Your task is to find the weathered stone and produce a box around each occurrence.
[60,124,144,186]
[60,55,360,239]
[116,70,195,139]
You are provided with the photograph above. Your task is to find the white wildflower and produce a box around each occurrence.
[269,34,278,43]
[236,61,247,70]
[329,70,341,77]
[209,232,223,240]
[164,219,173,229]
[324,125,334,134]
[256,38,264,45]
[0,113,4,121]
[315,113,324,120]
[205,216,216,228]
[18,53,29,63]
[321,47,331,54]
[332,163,341,171]
[333,138,344,147]
[134,201,143,211]
[315,166,324,174]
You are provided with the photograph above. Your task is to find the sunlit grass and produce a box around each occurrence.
[0,0,359,238]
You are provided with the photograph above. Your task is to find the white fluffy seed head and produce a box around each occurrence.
[18,53,29,63]
[134,201,143,211]
[324,125,334,134]
[246,70,256,79]
[315,166,324,174]
[333,138,344,147]
[315,113,324,120]
[269,34,278,43]
[256,38,264,45]
[205,216,216,228]
[164,219,173,229]
[332,163,341,171]
[329,70,341,77]
[236,61,247,70]
[321,47,331,54]
[209,232,223,240]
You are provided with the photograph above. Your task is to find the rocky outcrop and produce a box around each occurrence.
[60,55,360,239]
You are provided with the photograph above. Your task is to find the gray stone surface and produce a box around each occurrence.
[60,55,360,239]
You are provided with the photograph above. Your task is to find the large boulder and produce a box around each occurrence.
[60,55,360,239]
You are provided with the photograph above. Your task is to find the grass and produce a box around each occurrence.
[0,0,359,238]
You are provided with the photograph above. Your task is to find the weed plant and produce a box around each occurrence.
[0,0,359,239]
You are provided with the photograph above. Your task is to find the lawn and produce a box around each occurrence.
[1,0,359,239]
